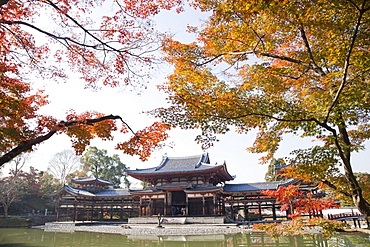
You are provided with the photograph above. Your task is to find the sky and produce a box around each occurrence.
[1,4,369,187]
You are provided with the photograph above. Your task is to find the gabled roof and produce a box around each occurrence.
[71,176,113,185]
[126,153,211,174]
[223,179,297,193]
[125,153,234,182]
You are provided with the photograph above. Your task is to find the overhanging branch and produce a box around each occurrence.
[0,114,135,167]
[0,0,9,7]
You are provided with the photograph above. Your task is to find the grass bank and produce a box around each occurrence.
[0,216,56,228]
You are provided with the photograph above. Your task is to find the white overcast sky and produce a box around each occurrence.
[1,4,369,186]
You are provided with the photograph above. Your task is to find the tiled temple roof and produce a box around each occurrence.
[185,186,222,193]
[223,179,297,193]
[51,185,131,197]
[71,176,113,185]
[126,153,214,174]
[126,153,234,179]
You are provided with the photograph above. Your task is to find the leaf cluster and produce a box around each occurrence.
[81,146,130,188]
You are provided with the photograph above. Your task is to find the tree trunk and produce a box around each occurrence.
[351,186,370,221]
[337,124,370,220]
[3,204,9,218]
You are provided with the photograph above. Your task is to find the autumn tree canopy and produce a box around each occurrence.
[152,0,370,218]
[0,0,177,166]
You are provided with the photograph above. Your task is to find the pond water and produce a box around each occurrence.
[0,228,369,247]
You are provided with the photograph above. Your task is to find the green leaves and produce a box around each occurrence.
[81,146,130,188]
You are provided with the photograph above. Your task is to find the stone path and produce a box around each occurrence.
[35,222,255,236]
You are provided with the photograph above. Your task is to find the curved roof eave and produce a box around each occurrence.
[126,163,226,176]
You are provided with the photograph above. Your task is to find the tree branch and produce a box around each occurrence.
[322,179,352,198]
[299,24,326,76]
[0,114,135,167]
[195,50,325,76]
[324,4,366,123]
[0,0,9,7]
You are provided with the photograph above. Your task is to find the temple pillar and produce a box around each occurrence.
[56,204,60,221]
[243,200,247,221]
[164,194,167,216]
[245,205,249,221]
[100,207,103,221]
[149,198,152,215]
[202,195,205,215]
[186,194,189,216]
[258,202,262,220]
[272,203,276,220]
[73,205,77,222]
[213,194,217,215]
[139,197,143,216]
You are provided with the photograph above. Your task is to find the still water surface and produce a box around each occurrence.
[0,228,370,247]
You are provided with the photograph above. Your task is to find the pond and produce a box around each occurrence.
[0,228,369,247]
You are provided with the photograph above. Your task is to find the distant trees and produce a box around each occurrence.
[0,180,21,218]
[47,150,82,185]
[264,158,286,182]
[7,153,31,178]
[81,146,130,188]
[0,166,60,217]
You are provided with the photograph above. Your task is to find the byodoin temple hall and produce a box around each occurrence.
[51,153,318,222]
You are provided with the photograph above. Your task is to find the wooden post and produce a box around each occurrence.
[56,204,60,221]
[243,197,247,221]
[213,194,217,215]
[245,205,249,221]
[272,203,276,221]
[202,195,205,215]
[139,197,143,216]
[73,205,77,222]
[164,194,167,216]
[258,202,262,220]
[186,194,189,216]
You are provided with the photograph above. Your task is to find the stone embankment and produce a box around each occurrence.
[35,222,254,236]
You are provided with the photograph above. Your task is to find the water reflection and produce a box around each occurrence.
[0,228,369,247]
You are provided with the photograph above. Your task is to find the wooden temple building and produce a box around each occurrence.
[51,153,320,222]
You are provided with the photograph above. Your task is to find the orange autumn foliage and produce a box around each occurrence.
[0,0,184,165]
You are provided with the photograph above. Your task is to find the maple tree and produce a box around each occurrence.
[262,185,339,219]
[152,0,370,219]
[253,185,344,238]
[0,0,179,167]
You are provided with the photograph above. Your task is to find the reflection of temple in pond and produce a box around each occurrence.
[4,228,370,247]
[128,233,331,247]
[52,153,323,222]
